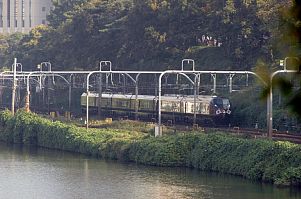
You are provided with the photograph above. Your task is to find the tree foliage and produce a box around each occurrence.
[280,0,301,117]
[0,0,288,71]
[255,0,301,118]
[0,0,299,128]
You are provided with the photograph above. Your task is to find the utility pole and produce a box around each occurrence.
[11,58,17,115]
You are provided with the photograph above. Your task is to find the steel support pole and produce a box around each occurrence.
[86,90,89,129]
[85,68,162,130]
[47,75,51,114]
[193,75,198,125]
[158,71,195,136]
[211,74,216,93]
[267,86,273,138]
[158,73,163,136]
[25,72,34,112]
[193,84,197,125]
[197,74,201,94]
[229,74,235,93]
[267,70,297,138]
[25,72,68,113]
[135,83,139,120]
[98,74,102,118]
[123,75,126,94]
[105,73,109,90]
[120,73,139,120]
[157,70,265,137]
[98,61,112,119]
[135,74,141,121]
[68,83,72,112]
[68,74,74,112]
[11,58,17,115]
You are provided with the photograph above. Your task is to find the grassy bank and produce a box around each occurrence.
[0,110,300,187]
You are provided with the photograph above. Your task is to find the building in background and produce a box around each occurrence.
[0,0,53,34]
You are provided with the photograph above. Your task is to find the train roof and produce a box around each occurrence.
[81,92,225,102]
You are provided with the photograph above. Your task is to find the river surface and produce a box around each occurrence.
[0,143,300,199]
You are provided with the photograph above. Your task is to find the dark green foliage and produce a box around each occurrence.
[228,87,301,131]
[0,110,300,186]
[129,132,301,186]
[229,89,267,128]
[0,110,146,158]
[0,0,285,70]
[129,134,198,166]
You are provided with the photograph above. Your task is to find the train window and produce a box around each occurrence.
[140,100,152,110]
[205,105,209,114]
[213,98,223,106]
[200,103,207,114]
[162,101,180,112]
[115,99,130,108]
[223,99,230,105]
[222,99,230,108]
[101,98,111,107]
[190,104,194,112]
[172,102,180,112]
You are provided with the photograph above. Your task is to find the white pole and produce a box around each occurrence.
[11,58,17,115]
[268,70,297,138]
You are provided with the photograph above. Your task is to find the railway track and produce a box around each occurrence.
[210,126,301,144]
[158,123,301,144]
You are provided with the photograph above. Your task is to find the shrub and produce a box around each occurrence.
[0,110,300,187]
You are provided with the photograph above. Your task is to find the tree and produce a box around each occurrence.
[48,0,88,28]
[279,0,301,117]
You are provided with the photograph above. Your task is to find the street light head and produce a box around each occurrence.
[37,64,41,69]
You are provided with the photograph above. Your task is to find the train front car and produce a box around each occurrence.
[210,96,231,124]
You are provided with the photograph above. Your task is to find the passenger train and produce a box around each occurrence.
[80,92,231,125]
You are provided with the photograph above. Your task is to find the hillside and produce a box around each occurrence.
[0,0,290,71]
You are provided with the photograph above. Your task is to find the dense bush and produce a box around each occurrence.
[0,110,300,187]
[0,110,147,158]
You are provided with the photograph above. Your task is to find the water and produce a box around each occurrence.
[0,143,299,199]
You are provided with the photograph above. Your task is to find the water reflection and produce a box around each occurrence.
[0,143,299,199]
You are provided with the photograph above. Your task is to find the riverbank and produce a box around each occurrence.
[0,110,300,187]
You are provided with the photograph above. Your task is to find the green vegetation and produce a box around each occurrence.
[0,110,301,187]
[0,110,147,159]
[0,0,290,70]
